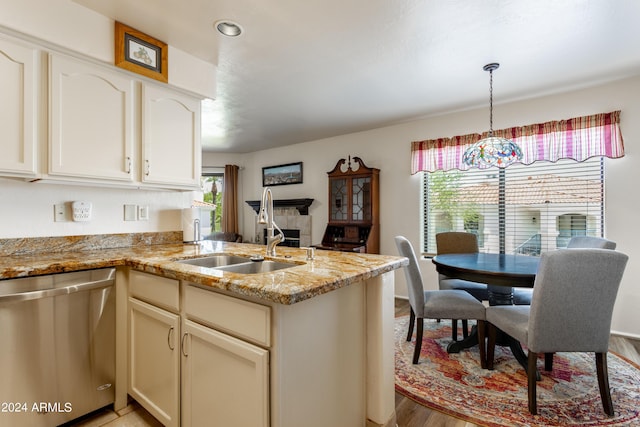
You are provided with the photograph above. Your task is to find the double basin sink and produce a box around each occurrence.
[178,254,298,274]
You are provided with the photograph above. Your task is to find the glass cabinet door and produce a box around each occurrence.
[351,177,371,221]
[330,178,348,221]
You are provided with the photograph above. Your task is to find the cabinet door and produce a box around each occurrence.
[0,36,38,177]
[181,320,269,427]
[142,83,201,189]
[351,176,372,221]
[49,54,135,182]
[129,298,180,427]
[330,178,348,221]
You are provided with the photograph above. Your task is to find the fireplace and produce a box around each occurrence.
[247,199,313,247]
[263,229,300,247]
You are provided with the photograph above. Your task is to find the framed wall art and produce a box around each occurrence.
[114,21,168,83]
[262,162,303,186]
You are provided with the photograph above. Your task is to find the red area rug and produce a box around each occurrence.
[394,316,640,426]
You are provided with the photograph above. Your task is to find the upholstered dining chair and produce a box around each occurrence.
[567,235,616,249]
[513,236,617,306]
[395,236,487,366]
[436,232,489,339]
[485,248,628,416]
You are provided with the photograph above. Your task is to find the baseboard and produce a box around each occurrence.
[611,330,640,341]
[367,411,397,427]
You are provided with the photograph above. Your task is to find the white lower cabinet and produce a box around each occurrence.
[128,271,270,427]
[181,320,269,427]
[129,297,180,427]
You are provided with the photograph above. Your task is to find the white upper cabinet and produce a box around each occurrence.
[0,36,38,177]
[49,53,135,183]
[0,29,203,190]
[141,83,201,189]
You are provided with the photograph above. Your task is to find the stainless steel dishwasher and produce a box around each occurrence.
[0,268,116,426]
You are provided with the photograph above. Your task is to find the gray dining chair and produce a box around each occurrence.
[395,236,487,366]
[513,236,617,305]
[567,236,617,249]
[485,248,628,416]
[436,232,489,339]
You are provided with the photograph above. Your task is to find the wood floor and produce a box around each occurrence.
[71,298,640,427]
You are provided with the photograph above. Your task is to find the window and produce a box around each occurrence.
[201,173,223,232]
[422,157,604,255]
[413,111,623,256]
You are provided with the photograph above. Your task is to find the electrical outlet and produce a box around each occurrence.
[138,205,149,221]
[124,204,137,221]
[54,203,68,222]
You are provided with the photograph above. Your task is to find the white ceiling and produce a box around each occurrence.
[73,0,640,153]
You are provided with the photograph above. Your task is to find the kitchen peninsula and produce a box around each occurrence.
[0,233,406,427]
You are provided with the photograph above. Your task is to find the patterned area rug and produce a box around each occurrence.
[394,316,640,426]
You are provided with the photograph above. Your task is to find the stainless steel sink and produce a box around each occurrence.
[178,254,251,268]
[177,255,299,274]
[216,260,298,274]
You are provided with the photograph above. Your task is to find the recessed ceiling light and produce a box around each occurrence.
[214,20,242,37]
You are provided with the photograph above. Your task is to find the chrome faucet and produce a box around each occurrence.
[258,187,285,256]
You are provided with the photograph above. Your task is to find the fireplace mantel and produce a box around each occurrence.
[246,198,314,215]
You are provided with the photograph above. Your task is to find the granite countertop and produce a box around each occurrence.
[0,239,407,305]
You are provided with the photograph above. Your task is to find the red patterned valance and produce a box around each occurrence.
[411,111,625,173]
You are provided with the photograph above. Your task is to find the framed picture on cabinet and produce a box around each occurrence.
[114,21,168,83]
[262,162,303,186]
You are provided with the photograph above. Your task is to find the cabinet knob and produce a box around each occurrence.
[145,159,150,176]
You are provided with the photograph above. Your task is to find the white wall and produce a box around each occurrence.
[233,76,640,338]
[0,178,195,238]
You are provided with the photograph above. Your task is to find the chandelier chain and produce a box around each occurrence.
[462,62,522,168]
[489,67,494,136]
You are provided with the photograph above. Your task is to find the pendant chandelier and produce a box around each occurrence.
[462,63,522,168]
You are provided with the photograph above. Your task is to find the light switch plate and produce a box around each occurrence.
[54,203,68,222]
[124,204,137,221]
[138,205,149,221]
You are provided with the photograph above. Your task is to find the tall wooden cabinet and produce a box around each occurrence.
[316,156,380,253]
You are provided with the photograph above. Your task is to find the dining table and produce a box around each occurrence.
[432,252,540,372]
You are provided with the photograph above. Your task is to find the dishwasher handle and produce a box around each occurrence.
[0,272,115,303]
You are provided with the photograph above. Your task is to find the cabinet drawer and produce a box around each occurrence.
[185,286,271,347]
[130,270,179,312]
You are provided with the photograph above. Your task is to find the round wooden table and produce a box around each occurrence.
[432,253,539,287]
[432,253,540,372]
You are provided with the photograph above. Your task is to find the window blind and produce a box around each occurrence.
[421,157,604,255]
